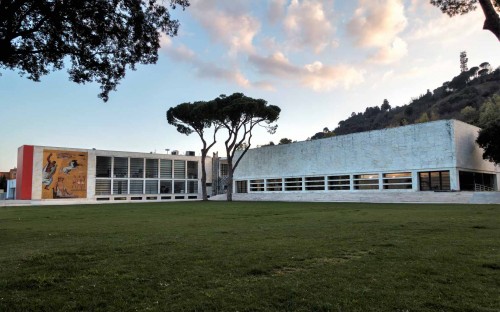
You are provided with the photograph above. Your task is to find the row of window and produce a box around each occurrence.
[96,156,198,179]
[95,179,199,195]
[236,171,451,193]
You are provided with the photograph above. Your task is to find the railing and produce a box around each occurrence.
[474,183,495,192]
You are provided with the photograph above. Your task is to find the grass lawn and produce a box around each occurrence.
[0,201,499,311]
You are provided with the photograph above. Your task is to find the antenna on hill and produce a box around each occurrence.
[460,51,468,73]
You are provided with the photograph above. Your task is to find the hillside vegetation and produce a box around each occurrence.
[310,64,500,139]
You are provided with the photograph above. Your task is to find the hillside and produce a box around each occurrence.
[309,65,500,139]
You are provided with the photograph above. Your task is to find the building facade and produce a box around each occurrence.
[229,120,499,194]
[16,146,211,202]
[13,120,499,204]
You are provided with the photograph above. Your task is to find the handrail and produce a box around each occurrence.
[474,183,495,192]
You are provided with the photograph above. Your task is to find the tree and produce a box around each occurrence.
[278,138,293,145]
[477,94,500,127]
[381,99,391,111]
[0,0,189,101]
[476,120,500,164]
[167,101,219,201]
[460,51,468,72]
[214,93,280,201]
[430,0,500,41]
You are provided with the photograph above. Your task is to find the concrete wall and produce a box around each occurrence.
[235,120,459,180]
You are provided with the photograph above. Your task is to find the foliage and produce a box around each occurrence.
[0,0,189,101]
[321,63,500,137]
[278,138,293,145]
[167,101,219,200]
[477,94,500,127]
[0,202,499,311]
[214,93,280,201]
[430,0,500,40]
[477,120,500,164]
[381,99,391,111]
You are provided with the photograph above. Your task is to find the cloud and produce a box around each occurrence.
[302,62,365,90]
[249,52,365,91]
[189,0,260,56]
[348,0,408,47]
[248,52,301,78]
[348,0,408,63]
[283,0,337,53]
[268,0,287,24]
[369,37,408,64]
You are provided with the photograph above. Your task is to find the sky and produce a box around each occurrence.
[1,0,499,171]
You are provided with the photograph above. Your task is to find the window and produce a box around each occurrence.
[354,174,379,190]
[236,181,248,193]
[160,181,172,194]
[145,159,158,178]
[187,181,198,193]
[220,163,229,176]
[187,161,198,179]
[130,158,144,178]
[419,171,450,191]
[383,172,412,190]
[160,159,172,178]
[266,178,282,191]
[174,181,185,193]
[328,175,350,190]
[250,179,264,192]
[305,176,325,191]
[113,180,128,195]
[95,179,111,195]
[145,180,158,194]
[96,156,111,178]
[113,157,128,178]
[174,160,185,179]
[130,180,143,194]
[285,177,302,191]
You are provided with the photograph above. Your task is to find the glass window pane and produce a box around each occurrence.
[236,181,247,193]
[113,180,128,195]
[130,180,143,194]
[145,180,158,194]
[187,181,198,193]
[174,160,185,179]
[160,181,172,194]
[96,157,111,178]
[160,159,172,178]
[187,161,198,179]
[130,158,144,178]
[174,180,185,193]
[95,179,111,195]
[113,157,128,178]
[145,159,158,178]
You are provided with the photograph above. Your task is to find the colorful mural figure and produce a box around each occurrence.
[42,150,88,199]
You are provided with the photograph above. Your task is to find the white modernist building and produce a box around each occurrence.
[15,145,211,202]
[228,120,499,200]
[12,120,500,204]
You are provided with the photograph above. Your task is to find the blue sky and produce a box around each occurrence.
[1,0,499,171]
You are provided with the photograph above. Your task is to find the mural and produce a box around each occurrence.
[42,150,88,199]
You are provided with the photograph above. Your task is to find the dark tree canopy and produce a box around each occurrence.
[0,0,189,101]
[214,93,280,201]
[430,0,500,41]
[476,120,500,164]
[167,100,219,200]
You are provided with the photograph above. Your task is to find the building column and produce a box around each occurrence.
[411,171,419,191]
[450,169,460,191]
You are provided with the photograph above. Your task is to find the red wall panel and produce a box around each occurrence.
[16,145,34,200]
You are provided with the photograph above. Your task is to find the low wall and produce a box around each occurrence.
[210,191,500,204]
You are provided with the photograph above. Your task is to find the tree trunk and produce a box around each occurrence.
[226,159,233,202]
[478,0,500,41]
[200,149,208,201]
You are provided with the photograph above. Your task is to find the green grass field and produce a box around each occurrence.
[0,201,499,311]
